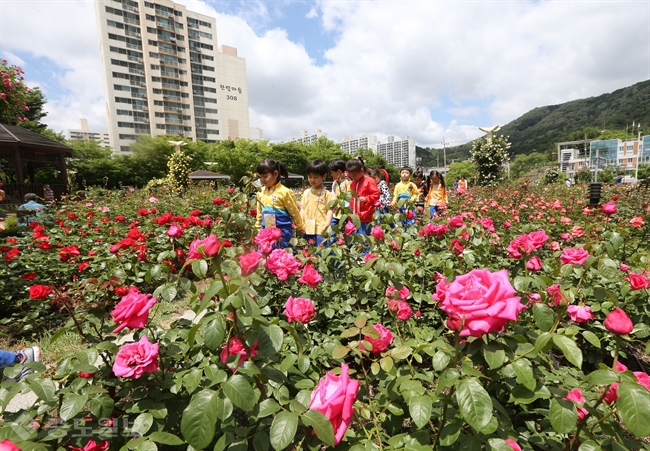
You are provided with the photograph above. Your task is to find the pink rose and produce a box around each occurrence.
[450,238,464,255]
[602,201,617,215]
[309,364,360,445]
[69,440,109,451]
[571,226,585,237]
[549,241,561,251]
[546,284,567,307]
[344,221,356,235]
[254,228,283,255]
[386,285,410,300]
[604,307,634,335]
[111,287,156,333]
[434,269,524,337]
[202,234,222,257]
[395,301,413,320]
[630,216,644,228]
[480,217,495,232]
[362,324,393,354]
[563,388,587,419]
[528,292,541,304]
[0,439,21,451]
[634,372,650,391]
[567,305,595,323]
[113,335,159,379]
[560,247,589,266]
[264,249,300,281]
[421,223,449,238]
[503,220,511,228]
[528,230,549,249]
[627,272,650,290]
[167,224,183,238]
[620,263,631,271]
[297,265,322,288]
[448,216,466,228]
[507,234,533,259]
[526,256,543,271]
[220,336,258,371]
[370,225,384,240]
[284,296,316,324]
[505,439,522,451]
[239,251,262,276]
[364,253,379,262]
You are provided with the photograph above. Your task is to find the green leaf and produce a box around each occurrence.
[534,332,553,353]
[131,413,154,437]
[552,334,583,368]
[432,351,450,371]
[549,397,577,434]
[28,378,56,402]
[184,368,203,395]
[201,318,226,352]
[482,343,505,369]
[354,317,368,328]
[487,438,516,451]
[192,259,208,278]
[135,441,157,451]
[455,378,493,431]
[340,327,360,338]
[361,326,381,340]
[89,394,114,419]
[617,381,650,437]
[379,356,393,373]
[587,369,620,387]
[223,374,258,411]
[257,399,281,418]
[332,345,349,359]
[147,432,185,446]
[60,393,88,421]
[408,395,432,429]
[578,441,602,451]
[215,397,233,420]
[270,411,299,450]
[533,304,555,332]
[253,432,270,451]
[511,359,536,391]
[582,331,601,348]
[180,389,219,450]
[259,325,284,356]
[302,410,335,447]
[439,421,461,447]
[391,345,412,360]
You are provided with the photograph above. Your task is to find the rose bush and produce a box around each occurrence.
[1,181,650,451]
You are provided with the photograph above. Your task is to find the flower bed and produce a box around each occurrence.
[1,182,650,451]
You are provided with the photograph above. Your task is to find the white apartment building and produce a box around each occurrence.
[95,0,250,153]
[68,119,112,149]
[377,136,416,168]
[249,127,264,142]
[289,129,327,144]
[341,134,378,154]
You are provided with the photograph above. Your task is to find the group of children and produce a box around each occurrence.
[254,157,449,248]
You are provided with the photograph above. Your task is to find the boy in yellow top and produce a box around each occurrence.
[328,159,351,226]
[255,158,305,249]
[392,167,419,226]
[301,160,336,247]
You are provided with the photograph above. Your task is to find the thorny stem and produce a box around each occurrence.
[359,356,384,450]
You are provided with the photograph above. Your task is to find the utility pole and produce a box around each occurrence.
[441,137,447,171]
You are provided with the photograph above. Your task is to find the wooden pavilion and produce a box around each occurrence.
[0,124,73,203]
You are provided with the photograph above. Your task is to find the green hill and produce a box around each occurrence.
[431,78,650,160]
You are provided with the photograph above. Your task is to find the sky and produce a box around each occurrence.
[1,0,649,148]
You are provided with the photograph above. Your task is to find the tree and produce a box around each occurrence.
[445,161,477,183]
[0,59,31,125]
[510,152,551,179]
[207,139,264,184]
[574,168,593,184]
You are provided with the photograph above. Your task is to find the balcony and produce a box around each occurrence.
[132,93,147,99]
[165,118,183,124]
[127,55,143,63]
[125,30,141,38]
[132,105,148,111]
[162,83,181,90]
[159,59,179,67]
[129,68,145,75]
[158,47,177,56]
[162,95,181,102]
[124,17,139,25]
[164,105,183,113]
[123,5,138,13]
[126,43,142,50]
[156,21,173,31]
[187,22,199,29]
[161,70,180,79]
[133,117,149,123]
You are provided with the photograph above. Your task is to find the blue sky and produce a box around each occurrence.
[1,0,649,147]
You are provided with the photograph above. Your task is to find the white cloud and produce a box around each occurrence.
[1,0,648,148]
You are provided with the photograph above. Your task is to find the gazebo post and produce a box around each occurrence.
[13,144,24,184]
[58,153,68,186]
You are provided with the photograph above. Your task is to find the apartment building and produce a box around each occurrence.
[288,129,328,144]
[341,134,378,154]
[68,119,112,149]
[95,0,250,153]
[376,136,416,168]
[558,136,650,178]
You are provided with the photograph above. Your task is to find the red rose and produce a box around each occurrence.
[220,336,258,372]
[212,197,225,206]
[202,234,222,257]
[79,371,96,379]
[602,202,617,215]
[21,272,37,281]
[450,238,464,255]
[362,323,393,354]
[29,284,52,300]
[114,286,129,297]
[627,272,650,290]
[59,245,80,262]
[370,225,384,240]
[78,262,90,272]
[526,256,543,271]
[604,307,634,335]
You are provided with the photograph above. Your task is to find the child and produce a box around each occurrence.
[392,167,419,226]
[413,171,427,215]
[0,346,40,382]
[458,176,467,194]
[328,159,351,226]
[425,170,448,219]
[301,160,336,247]
[255,158,306,248]
[368,168,391,213]
[347,157,379,235]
